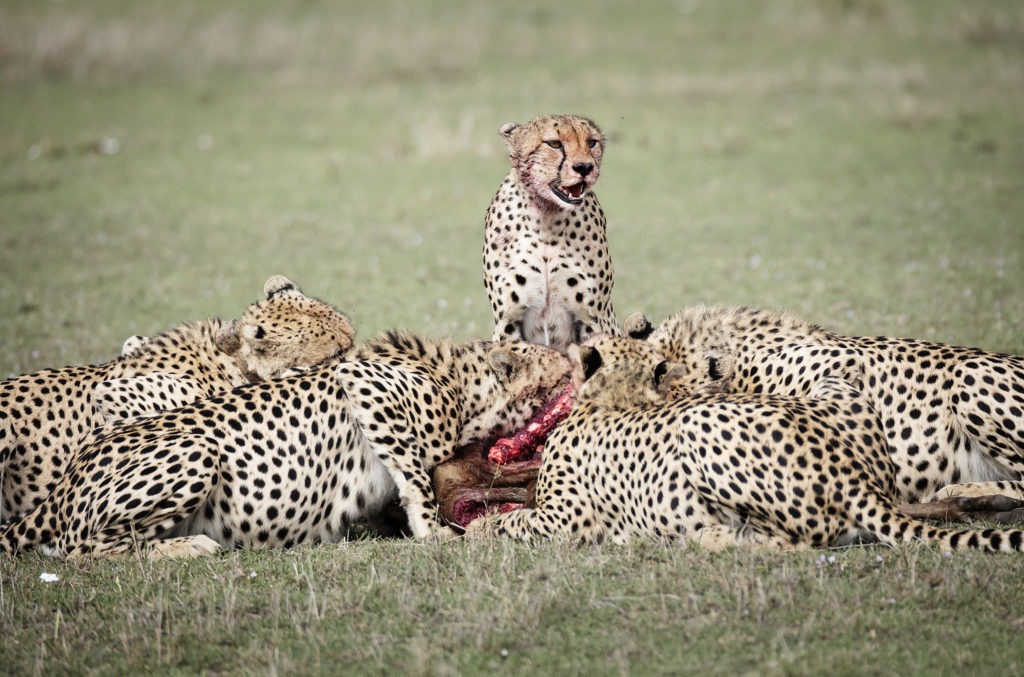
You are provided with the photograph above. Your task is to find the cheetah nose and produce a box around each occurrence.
[573,162,594,177]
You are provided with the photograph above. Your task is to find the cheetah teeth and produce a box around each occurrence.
[552,181,587,204]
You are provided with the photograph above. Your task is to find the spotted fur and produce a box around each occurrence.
[0,275,353,520]
[483,114,618,353]
[0,333,570,559]
[625,305,1024,502]
[468,336,1024,553]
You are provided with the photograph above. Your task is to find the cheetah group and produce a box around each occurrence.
[3,114,1023,559]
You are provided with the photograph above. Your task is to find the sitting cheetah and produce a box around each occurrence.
[624,305,1024,504]
[0,275,353,520]
[468,336,1024,553]
[0,333,570,559]
[483,114,618,353]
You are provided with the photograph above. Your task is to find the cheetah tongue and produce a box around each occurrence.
[488,384,575,465]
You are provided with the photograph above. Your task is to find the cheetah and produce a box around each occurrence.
[0,274,353,520]
[0,333,570,559]
[624,305,1024,504]
[467,336,1024,553]
[483,114,618,353]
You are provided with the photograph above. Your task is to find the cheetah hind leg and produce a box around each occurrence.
[690,525,807,553]
[63,533,222,561]
[147,535,222,559]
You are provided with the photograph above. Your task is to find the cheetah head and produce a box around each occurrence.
[622,311,735,399]
[501,114,604,210]
[215,275,356,382]
[460,341,573,446]
[570,335,684,410]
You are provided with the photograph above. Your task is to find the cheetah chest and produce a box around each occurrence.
[489,218,601,349]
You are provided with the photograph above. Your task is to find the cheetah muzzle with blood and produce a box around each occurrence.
[433,384,576,529]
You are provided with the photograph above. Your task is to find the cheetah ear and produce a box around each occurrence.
[707,357,723,381]
[488,346,523,384]
[705,353,733,383]
[240,324,267,340]
[214,320,242,356]
[569,344,603,382]
[120,334,149,357]
[499,122,520,153]
[263,274,303,299]
[623,312,653,340]
[653,360,670,387]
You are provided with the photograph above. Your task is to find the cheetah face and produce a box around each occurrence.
[642,349,732,401]
[501,114,604,210]
[571,335,682,410]
[214,275,355,381]
[461,342,573,445]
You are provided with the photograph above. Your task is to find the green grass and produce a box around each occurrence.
[5,542,1024,675]
[2,0,1024,673]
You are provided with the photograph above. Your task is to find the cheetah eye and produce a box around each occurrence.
[708,357,723,381]
[587,138,599,149]
[653,361,669,387]
[544,140,563,150]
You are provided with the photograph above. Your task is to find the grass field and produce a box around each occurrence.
[1,1,1023,674]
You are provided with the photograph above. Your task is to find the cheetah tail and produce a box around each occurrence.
[878,514,1024,553]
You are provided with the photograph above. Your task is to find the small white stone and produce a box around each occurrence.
[98,137,120,155]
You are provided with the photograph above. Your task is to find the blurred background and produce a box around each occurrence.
[1,0,1022,376]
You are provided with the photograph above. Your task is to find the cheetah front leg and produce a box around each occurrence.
[465,474,602,543]
[464,507,572,542]
[65,534,222,561]
[145,535,223,559]
[335,362,455,540]
[368,432,454,539]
